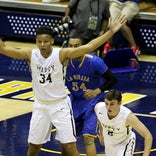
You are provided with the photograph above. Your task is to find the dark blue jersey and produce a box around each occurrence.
[65,54,108,113]
[66,54,109,133]
[66,54,108,98]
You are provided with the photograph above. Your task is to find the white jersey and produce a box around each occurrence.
[30,48,67,102]
[95,102,133,146]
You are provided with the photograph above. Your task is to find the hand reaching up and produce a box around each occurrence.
[109,14,127,34]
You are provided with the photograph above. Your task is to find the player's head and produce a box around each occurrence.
[105,90,122,102]
[68,34,84,48]
[104,90,122,118]
[35,26,54,57]
[36,26,54,38]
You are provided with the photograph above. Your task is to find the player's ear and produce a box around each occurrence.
[51,38,54,45]
[119,101,122,105]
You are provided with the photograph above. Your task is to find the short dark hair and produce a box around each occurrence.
[105,90,122,102]
[36,26,53,37]
[69,33,84,45]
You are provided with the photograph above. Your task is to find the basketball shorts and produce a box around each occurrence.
[28,96,77,144]
[75,108,98,137]
[105,132,136,156]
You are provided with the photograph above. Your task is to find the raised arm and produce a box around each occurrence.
[0,39,31,61]
[60,14,127,64]
[126,113,153,156]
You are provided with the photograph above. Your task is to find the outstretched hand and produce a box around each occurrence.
[109,14,127,34]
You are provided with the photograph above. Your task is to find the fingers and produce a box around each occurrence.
[83,90,93,99]
[118,14,127,25]
[108,14,127,28]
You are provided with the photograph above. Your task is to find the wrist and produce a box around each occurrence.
[96,88,101,94]
[108,29,115,35]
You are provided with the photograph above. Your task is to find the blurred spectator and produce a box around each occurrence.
[104,0,140,56]
[62,0,110,54]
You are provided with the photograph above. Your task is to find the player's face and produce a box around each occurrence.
[68,38,83,60]
[105,99,121,119]
[36,34,54,58]
[68,38,82,48]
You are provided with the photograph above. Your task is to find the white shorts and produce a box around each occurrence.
[110,0,139,22]
[28,96,77,144]
[105,132,136,156]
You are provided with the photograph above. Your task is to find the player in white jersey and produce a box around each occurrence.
[95,90,153,156]
[0,15,127,156]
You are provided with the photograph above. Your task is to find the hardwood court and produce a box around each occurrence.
[0,41,156,156]
[0,0,155,155]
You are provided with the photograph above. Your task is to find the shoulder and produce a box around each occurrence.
[23,48,32,61]
[31,49,40,57]
[118,106,132,122]
[91,55,108,72]
[120,105,132,115]
[53,48,61,53]
[121,105,131,112]
[126,112,139,127]
[95,102,105,113]
[59,47,68,65]
[32,48,39,53]
[90,55,105,64]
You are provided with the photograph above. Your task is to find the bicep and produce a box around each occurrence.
[127,114,150,137]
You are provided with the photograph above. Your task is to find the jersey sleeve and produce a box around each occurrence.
[92,56,108,75]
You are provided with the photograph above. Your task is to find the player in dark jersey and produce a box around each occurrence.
[65,35,117,156]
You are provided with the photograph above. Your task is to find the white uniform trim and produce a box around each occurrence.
[95,102,136,156]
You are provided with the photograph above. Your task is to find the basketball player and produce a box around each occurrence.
[95,89,153,156]
[0,15,126,156]
[64,35,117,156]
